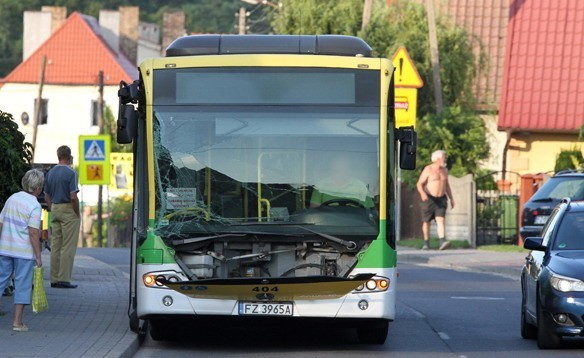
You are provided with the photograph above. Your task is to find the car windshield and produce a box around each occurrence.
[553,211,584,250]
[531,177,584,201]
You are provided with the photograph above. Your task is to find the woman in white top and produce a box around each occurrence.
[0,169,44,332]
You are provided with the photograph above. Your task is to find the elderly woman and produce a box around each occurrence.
[0,169,45,332]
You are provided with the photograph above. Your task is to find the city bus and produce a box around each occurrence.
[117,34,417,344]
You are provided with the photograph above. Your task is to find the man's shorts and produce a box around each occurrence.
[420,194,448,222]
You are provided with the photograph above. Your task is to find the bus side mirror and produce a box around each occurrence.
[397,127,417,170]
[117,104,136,144]
[117,80,140,144]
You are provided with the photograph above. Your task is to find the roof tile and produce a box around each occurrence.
[499,0,584,132]
[4,12,137,86]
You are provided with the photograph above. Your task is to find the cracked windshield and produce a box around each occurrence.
[153,67,380,241]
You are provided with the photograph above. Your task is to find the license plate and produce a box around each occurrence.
[238,301,294,316]
[534,215,549,225]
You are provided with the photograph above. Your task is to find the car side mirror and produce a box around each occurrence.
[523,237,545,251]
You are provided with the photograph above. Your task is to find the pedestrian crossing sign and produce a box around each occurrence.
[79,135,110,185]
[84,140,106,160]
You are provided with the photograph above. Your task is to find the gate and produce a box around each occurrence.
[475,171,521,246]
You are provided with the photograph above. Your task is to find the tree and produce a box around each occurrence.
[272,0,363,35]
[400,106,490,186]
[554,147,583,172]
[273,0,490,184]
[0,110,34,209]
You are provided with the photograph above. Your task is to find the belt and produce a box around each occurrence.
[53,202,71,204]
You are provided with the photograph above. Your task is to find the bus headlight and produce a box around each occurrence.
[143,272,183,288]
[352,276,390,293]
[143,274,156,287]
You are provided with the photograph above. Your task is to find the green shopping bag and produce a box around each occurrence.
[32,266,48,313]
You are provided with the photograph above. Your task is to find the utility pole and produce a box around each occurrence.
[362,0,374,31]
[97,70,105,247]
[32,55,47,159]
[426,0,443,113]
[238,7,247,34]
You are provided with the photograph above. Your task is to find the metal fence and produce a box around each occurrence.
[475,171,521,246]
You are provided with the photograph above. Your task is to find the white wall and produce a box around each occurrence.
[0,83,120,163]
[0,83,122,204]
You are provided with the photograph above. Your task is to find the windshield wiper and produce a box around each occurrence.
[170,231,300,247]
[531,197,554,202]
[230,223,356,250]
[171,233,247,246]
[230,222,315,226]
[293,226,357,250]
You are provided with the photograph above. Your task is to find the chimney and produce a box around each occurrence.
[119,6,139,64]
[41,6,67,33]
[99,10,120,53]
[23,7,67,61]
[23,11,52,60]
[162,11,186,53]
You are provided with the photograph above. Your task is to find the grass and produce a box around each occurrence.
[477,244,527,253]
[398,238,526,252]
[397,238,470,250]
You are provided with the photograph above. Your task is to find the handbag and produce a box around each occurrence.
[32,266,48,313]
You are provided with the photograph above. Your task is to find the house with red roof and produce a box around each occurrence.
[0,9,138,164]
[498,0,584,174]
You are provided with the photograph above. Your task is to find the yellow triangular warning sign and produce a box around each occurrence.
[392,47,423,88]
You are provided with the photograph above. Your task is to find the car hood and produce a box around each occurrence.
[548,250,584,280]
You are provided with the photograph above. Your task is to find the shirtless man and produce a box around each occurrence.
[416,150,455,250]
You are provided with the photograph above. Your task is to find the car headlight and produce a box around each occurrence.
[550,273,584,292]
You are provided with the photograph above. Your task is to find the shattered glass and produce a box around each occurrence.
[150,67,382,279]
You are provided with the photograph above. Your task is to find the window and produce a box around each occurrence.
[34,98,48,125]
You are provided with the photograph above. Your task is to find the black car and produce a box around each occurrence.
[520,171,584,239]
[521,198,584,349]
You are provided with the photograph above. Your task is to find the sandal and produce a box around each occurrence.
[12,324,28,332]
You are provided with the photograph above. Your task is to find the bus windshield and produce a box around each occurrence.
[152,67,380,240]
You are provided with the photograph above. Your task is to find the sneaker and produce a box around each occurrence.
[13,324,28,332]
[421,242,429,250]
[439,239,451,251]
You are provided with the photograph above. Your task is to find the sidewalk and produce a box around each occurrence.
[0,252,139,358]
[397,245,527,280]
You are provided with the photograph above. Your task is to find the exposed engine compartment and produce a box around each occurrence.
[174,239,363,280]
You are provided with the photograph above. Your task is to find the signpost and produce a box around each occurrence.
[79,135,111,185]
[392,46,423,128]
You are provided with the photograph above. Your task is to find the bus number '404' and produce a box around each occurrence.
[252,286,278,292]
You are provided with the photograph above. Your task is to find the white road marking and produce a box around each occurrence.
[451,296,505,300]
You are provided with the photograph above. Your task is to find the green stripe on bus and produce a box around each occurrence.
[139,228,176,264]
[355,220,397,268]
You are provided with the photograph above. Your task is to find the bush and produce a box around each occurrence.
[555,147,583,172]
[0,110,33,210]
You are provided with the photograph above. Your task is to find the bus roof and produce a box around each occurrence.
[165,35,373,58]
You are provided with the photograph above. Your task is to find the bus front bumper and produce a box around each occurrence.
[136,265,396,321]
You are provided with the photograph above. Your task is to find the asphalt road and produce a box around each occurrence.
[77,247,131,275]
[75,250,584,356]
[132,263,584,357]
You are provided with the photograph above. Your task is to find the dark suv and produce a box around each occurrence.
[520,171,584,239]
